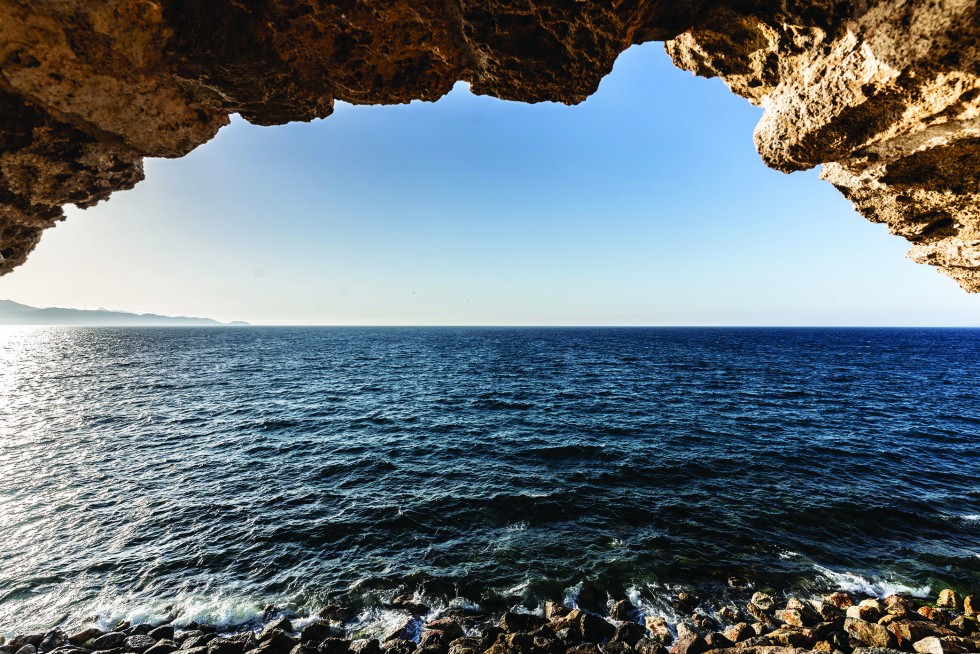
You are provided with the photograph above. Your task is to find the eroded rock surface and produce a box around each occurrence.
[1,0,977,287]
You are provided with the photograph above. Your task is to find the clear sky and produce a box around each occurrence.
[2,43,979,326]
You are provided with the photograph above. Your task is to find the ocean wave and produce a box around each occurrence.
[813,565,931,598]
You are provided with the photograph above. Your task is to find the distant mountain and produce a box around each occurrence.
[0,299,250,326]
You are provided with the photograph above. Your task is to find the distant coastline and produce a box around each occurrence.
[0,300,249,327]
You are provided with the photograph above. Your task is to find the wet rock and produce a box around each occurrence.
[69,629,104,647]
[260,619,294,643]
[500,614,548,635]
[417,630,446,651]
[671,594,698,614]
[316,640,350,654]
[481,630,505,649]
[809,602,845,624]
[15,647,37,654]
[912,637,969,654]
[844,618,897,649]
[177,633,204,646]
[150,629,176,643]
[423,620,464,643]
[917,608,951,626]
[750,594,776,613]
[610,624,644,648]
[380,640,413,654]
[576,582,611,616]
[690,615,717,633]
[596,643,629,654]
[533,638,565,654]
[887,620,955,647]
[847,606,882,623]
[47,648,88,654]
[722,623,752,643]
[391,597,430,617]
[485,633,533,654]
[748,623,770,637]
[92,634,128,651]
[384,621,419,644]
[642,618,671,646]
[319,606,359,623]
[609,602,634,623]
[126,636,159,653]
[146,640,179,654]
[300,624,338,645]
[703,632,733,649]
[447,638,482,654]
[762,626,817,649]
[852,648,909,654]
[774,610,804,628]
[348,640,379,654]
[630,639,664,654]
[717,607,742,623]
[12,638,44,651]
[936,591,962,612]
[256,632,298,654]
[746,603,778,629]
[546,603,571,622]
[130,626,154,637]
[183,635,219,650]
[825,594,855,610]
[948,617,975,636]
[564,646,600,654]
[963,596,976,618]
[668,633,706,654]
[578,615,615,644]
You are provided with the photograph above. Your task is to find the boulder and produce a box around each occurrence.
[852,648,909,654]
[15,647,37,654]
[260,619,294,643]
[963,596,976,618]
[917,608,951,626]
[13,638,44,651]
[844,618,897,649]
[750,594,776,613]
[484,633,534,654]
[92,634,128,651]
[177,633,204,645]
[825,594,854,610]
[316,640,350,654]
[642,618,671,646]
[596,643,628,654]
[610,624,644,647]
[384,621,419,644]
[546,603,571,622]
[912,637,969,654]
[255,632,298,654]
[39,631,67,652]
[887,619,954,646]
[671,594,698,614]
[948,617,974,636]
[690,615,716,632]
[183,635,218,650]
[146,640,179,654]
[149,629,175,643]
[631,639,665,654]
[721,623,752,643]
[847,605,882,623]
[774,611,804,628]
[125,636,159,653]
[391,596,430,617]
[668,633,705,654]
[130,627,154,637]
[500,614,548,634]
[69,629,104,646]
[481,630,505,649]
[761,627,817,649]
[423,619,464,642]
[808,602,844,624]
[578,615,615,644]
[746,604,778,628]
[447,638,482,654]
[609,602,634,623]
[379,640,413,654]
[564,646,600,654]
[533,637,565,654]
[300,624,337,645]
[703,632,733,649]
[348,640,380,654]
[935,591,961,612]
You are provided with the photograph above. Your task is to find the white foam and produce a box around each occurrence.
[813,565,931,598]
[961,514,980,522]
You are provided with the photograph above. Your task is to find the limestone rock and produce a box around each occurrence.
[0,0,977,288]
[844,618,897,649]
[936,590,962,612]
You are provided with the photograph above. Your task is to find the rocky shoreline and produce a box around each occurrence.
[2,589,977,654]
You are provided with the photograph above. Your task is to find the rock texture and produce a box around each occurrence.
[0,0,977,286]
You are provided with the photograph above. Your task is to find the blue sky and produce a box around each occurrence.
[2,43,979,325]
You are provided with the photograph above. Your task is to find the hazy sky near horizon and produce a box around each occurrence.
[2,43,979,326]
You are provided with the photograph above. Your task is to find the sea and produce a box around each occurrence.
[1,327,978,637]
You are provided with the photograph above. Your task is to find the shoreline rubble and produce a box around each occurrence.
[1,589,977,654]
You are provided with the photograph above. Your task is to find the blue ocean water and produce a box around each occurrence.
[0,327,978,635]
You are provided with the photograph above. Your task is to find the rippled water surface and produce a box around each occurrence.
[1,327,978,635]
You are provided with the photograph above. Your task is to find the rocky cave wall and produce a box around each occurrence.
[1,1,978,289]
